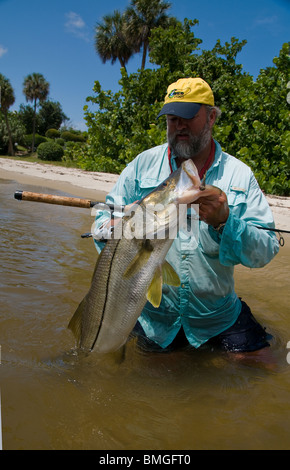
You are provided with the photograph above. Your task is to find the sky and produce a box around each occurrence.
[0,0,289,131]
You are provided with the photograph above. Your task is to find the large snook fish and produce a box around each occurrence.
[68,159,209,354]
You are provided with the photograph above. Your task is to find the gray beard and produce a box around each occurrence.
[168,123,211,160]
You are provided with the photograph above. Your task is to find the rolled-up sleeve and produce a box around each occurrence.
[217,173,279,267]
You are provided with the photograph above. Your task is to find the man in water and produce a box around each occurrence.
[93,77,279,361]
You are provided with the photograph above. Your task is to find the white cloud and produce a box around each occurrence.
[254,15,278,26]
[0,45,8,58]
[251,14,281,36]
[65,11,85,30]
[65,12,90,42]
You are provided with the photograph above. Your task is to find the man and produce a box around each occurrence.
[93,77,279,357]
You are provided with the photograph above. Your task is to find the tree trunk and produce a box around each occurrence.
[141,41,148,70]
[4,111,14,156]
[32,98,37,152]
[119,57,127,73]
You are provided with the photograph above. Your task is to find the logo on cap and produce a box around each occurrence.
[167,87,191,100]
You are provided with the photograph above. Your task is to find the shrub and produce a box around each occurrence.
[25,133,47,149]
[45,128,60,139]
[37,141,64,161]
[55,137,65,146]
[60,131,86,142]
[63,141,125,173]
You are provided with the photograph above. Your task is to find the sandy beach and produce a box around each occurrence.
[1,157,290,231]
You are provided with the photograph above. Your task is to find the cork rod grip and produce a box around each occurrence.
[14,190,92,208]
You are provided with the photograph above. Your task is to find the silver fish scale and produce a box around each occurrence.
[91,232,174,353]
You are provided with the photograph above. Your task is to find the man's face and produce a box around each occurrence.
[167,105,212,159]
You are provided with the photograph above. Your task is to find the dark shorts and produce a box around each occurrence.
[132,301,272,353]
[207,301,272,352]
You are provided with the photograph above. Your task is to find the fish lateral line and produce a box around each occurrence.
[90,239,121,351]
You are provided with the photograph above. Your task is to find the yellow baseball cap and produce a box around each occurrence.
[157,77,214,119]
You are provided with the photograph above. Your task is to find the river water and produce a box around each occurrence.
[1,177,290,450]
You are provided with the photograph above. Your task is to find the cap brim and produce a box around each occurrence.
[157,102,202,119]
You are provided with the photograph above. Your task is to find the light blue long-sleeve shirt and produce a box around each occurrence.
[93,140,279,348]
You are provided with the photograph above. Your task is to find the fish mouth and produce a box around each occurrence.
[174,159,200,194]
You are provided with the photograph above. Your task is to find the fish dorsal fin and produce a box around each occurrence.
[146,265,163,308]
[68,297,85,344]
[162,260,180,286]
[123,240,153,279]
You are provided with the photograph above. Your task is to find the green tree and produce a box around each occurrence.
[74,18,289,195]
[0,111,26,154]
[233,42,290,195]
[23,73,49,151]
[149,18,202,71]
[0,74,15,155]
[18,104,38,134]
[38,100,68,135]
[83,18,244,171]
[126,0,172,69]
[95,10,134,72]
[19,101,68,136]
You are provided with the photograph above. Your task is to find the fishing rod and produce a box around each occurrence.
[14,190,290,243]
[14,190,124,212]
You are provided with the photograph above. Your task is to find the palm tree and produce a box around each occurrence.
[23,73,49,151]
[95,10,135,72]
[126,0,172,70]
[0,74,15,155]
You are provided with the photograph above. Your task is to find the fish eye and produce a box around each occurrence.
[163,182,168,187]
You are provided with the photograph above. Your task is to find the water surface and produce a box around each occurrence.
[1,177,290,450]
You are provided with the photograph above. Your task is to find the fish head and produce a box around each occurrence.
[144,159,201,207]
[125,159,202,240]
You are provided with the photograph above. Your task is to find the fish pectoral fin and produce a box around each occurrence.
[123,241,153,279]
[146,261,180,308]
[146,265,163,308]
[162,260,180,286]
[68,297,85,344]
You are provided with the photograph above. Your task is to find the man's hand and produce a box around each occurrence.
[177,186,229,228]
[195,189,229,228]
